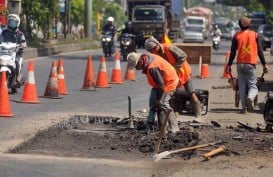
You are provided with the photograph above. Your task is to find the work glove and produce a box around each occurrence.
[225,65,232,74]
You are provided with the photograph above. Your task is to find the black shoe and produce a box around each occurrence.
[8,88,17,94]
[146,122,154,135]
[246,98,254,112]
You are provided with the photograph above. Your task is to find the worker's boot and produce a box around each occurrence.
[192,100,202,118]
[168,111,180,133]
[146,110,156,134]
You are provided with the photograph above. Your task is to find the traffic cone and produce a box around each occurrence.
[222,51,231,79]
[57,57,68,94]
[124,63,136,81]
[110,52,123,84]
[81,55,97,91]
[40,61,62,99]
[200,64,210,78]
[0,72,14,117]
[17,60,40,104]
[161,33,172,44]
[96,56,110,88]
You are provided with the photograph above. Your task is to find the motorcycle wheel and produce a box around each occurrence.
[122,54,128,61]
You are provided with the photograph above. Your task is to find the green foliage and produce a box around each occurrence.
[22,0,59,40]
[70,0,84,26]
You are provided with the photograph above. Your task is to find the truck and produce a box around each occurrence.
[184,15,208,39]
[184,6,213,39]
[126,0,182,48]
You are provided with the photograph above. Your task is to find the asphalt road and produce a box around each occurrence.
[0,39,272,177]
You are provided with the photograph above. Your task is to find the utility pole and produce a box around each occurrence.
[85,0,92,38]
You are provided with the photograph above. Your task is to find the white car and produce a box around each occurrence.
[183,26,205,43]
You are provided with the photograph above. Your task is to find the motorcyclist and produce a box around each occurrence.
[120,21,136,51]
[211,25,222,38]
[102,16,116,53]
[0,14,26,94]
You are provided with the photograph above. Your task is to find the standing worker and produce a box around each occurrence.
[226,16,268,114]
[127,52,180,133]
[144,37,202,118]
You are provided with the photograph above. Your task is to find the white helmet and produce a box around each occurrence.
[8,14,20,29]
[107,16,114,22]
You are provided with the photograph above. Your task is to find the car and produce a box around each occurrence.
[257,24,273,51]
[183,26,205,43]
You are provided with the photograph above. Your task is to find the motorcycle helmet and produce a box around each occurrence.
[107,16,114,23]
[125,21,132,29]
[7,14,20,30]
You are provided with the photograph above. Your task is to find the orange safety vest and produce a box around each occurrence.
[235,30,258,64]
[162,44,192,84]
[146,54,179,92]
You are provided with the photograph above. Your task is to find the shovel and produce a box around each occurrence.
[153,140,224,162]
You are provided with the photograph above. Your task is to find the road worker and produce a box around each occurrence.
[127,52,180,133]
[226,16,268,114]
[144,36,202,118]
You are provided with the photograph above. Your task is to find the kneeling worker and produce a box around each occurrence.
[144,37,202,118]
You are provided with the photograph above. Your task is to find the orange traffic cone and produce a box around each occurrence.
[200,64,210,78]
[222,51,231,79]
[110,52,123,84]
[96,56,110,88]
[17,60,40,104]
[0,72,14,117]
[40,61,62,99]
[81,55,97,91]
[124,63,136,81]
[57,57,68,95]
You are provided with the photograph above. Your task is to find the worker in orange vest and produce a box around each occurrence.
[144,37,202,118]
[226,17,268,114]
[127,52,180,134]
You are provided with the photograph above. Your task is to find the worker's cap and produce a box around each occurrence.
[239,16,251,28]
[127,52,143,69]
[145,37,160,52]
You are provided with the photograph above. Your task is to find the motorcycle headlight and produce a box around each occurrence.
[0,56,9,66]
[106,37,111,42]
[102,38,106,42]
[121,40,130,45]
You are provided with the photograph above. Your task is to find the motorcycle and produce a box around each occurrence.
[173,89,209,116]
[211,34,220,51]
[0,42,24,93]
[101,31,114,57]
[120,33,136,61]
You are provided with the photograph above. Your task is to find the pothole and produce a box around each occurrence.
[8,115,273,161]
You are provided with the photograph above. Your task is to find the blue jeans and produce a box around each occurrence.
[237,63,257,109]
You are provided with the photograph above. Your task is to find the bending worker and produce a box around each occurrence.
[127,52,180,133]
[144,37,202,118]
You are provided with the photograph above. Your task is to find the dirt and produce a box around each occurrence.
[9,115,273,164]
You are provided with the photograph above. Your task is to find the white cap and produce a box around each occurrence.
[127,52,143,69]
[145,37,160,52]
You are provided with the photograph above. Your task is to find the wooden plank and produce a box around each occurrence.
[175,43,212,64]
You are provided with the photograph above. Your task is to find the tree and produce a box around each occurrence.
[21,0,59,40]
